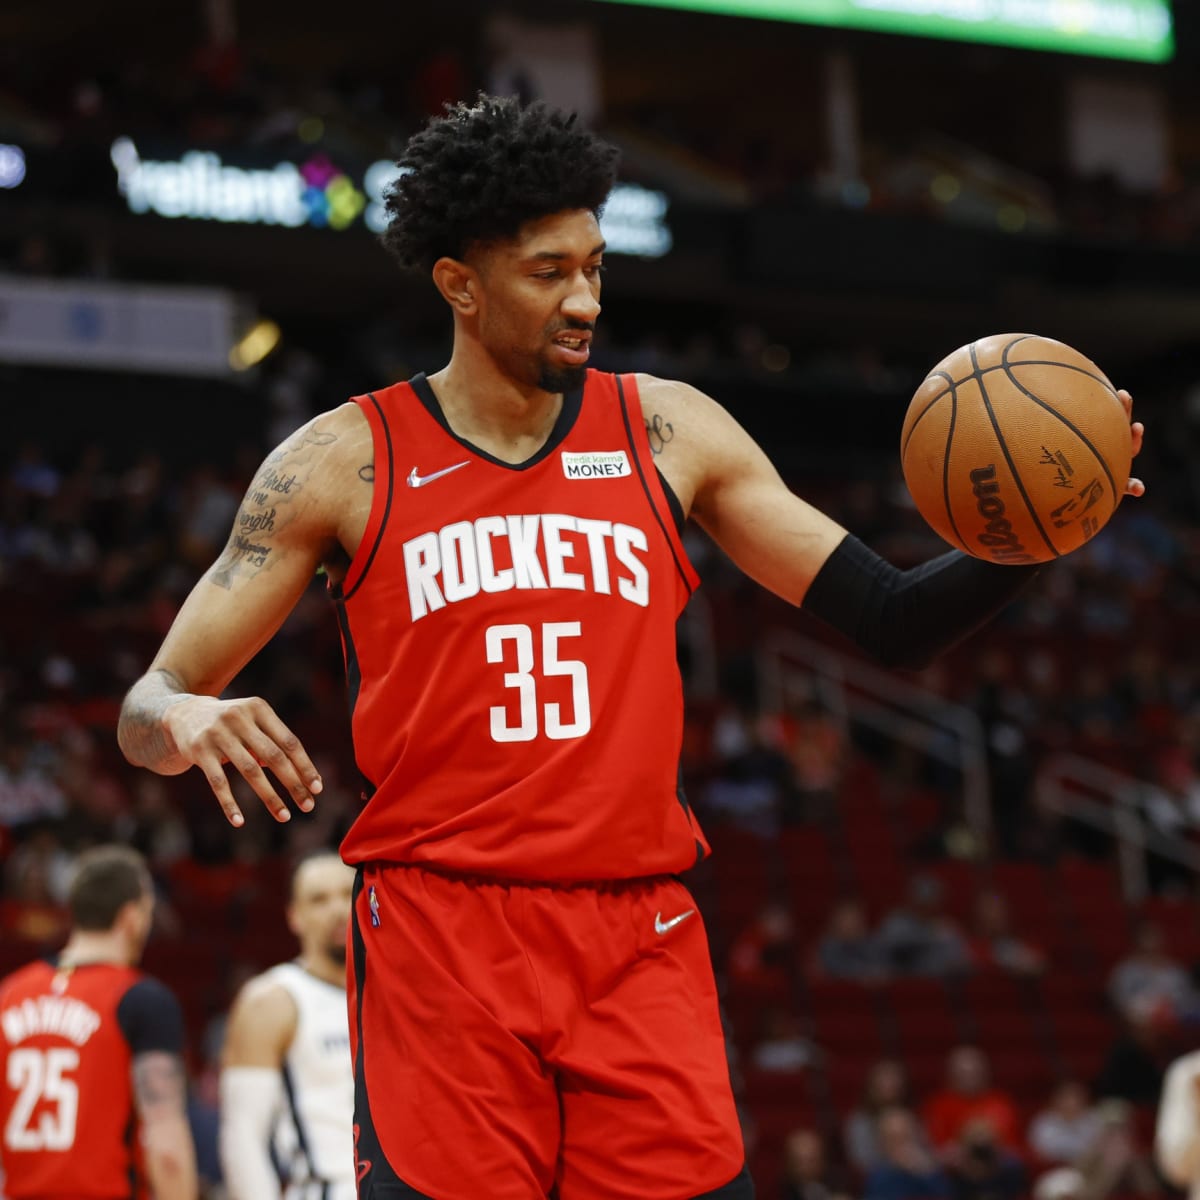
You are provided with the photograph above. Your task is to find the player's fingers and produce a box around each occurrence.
[1126,477,1146,498]
[196,755,245,827]
[245,728,320,814]
[1130,421,1144,458]
[253,711,323,812]
[218,736,293,822]
[1117,388,1134,418]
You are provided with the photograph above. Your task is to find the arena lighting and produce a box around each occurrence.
[0,144,26,189]
[588,0,1175,62]
[229,318,282,371]
[110,140,674,257]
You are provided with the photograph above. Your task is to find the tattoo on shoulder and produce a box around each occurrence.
[210,423,337,590]
[645,413,675,457]
[133,1052,186,1117]
[265,426,337,466]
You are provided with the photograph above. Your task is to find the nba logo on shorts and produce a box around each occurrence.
[368,886,380,927]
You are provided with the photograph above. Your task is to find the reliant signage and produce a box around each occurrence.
[110,138,673,257]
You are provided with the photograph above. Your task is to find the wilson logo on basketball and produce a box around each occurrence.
[969,465,1036,564]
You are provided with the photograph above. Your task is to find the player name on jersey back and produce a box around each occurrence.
[2,995,102,1046]
[403,513,650,622]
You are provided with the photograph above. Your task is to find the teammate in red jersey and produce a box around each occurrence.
[0,844,197,1200]
[117,95,1144,1200]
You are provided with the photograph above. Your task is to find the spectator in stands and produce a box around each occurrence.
[760,687,846,825]
[1108,919,1197,1026]
[700,700,796,840]
[1074,1098,1159,1200]
[876,873,972,978]
[844,1059,925,1174]
[1032,1166,1087,1200]
[812,897,889,983]
[864,1106,951,1200]
[1027,1079,1104,1167]
[749,1007,817,1073]
[115,774,193,870]
[729,902,797,995]
[966,890,1046,977]
[1094,994,1172,1107]
[943,1116,1026,1200]
[922,1045,1022,1156]
[0,723,68,829]
[0,825,71,945]
[780,1127,854,1200]
[704,702,794,837]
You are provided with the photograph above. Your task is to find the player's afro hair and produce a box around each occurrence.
[381,93,620,272]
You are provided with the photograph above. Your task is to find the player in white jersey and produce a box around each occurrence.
[219,851,356,1200]
[1157,1046,1200,1200]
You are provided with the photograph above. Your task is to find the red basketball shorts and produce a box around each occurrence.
[348,864,747,1200]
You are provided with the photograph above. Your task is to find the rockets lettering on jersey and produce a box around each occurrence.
[334,370,710,881]
[403,513,649,622]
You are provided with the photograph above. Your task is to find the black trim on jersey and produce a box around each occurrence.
[341,392,394,604]
[656,467,685,535]
[282,1062,330,1198]
[676,766,704,867]
[615,374,694,597]
[350,871,435,1198]
[116,977,185,1056]
[126,1108,141,1199]
[331,594,363,723]
[409,372,584,471]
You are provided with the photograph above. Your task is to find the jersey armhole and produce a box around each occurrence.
[339,391,395,601]
[616,373,700,595]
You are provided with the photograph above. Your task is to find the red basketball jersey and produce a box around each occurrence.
[335,370,707,880]
[0,960,145,1198]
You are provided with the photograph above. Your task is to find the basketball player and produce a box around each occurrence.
[116,95,1144,1200]
[218,850,355,1200]
[1155,1045,1200,1198]
[0,844,197,1200]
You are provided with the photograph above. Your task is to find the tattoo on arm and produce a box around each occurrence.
[210,426,337,590]
[645,413,675,457]
[117,668,194,768]
[133,1052,187,1122]
[358,462,374,483]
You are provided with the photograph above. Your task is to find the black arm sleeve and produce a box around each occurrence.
[801,534,1041,671]
[116,977,186,1056]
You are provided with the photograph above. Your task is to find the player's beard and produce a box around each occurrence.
[324,941,348,967]
[536,361,587,394]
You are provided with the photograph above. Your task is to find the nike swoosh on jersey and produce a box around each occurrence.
[654,908,696,936]
[407,461,470,488]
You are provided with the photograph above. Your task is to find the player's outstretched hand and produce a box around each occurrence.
[162,695,323,826]
[1119,389,1146,497]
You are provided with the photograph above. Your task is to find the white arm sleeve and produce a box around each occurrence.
[220,1066,286,1200]
[1156,1054,1200,1187]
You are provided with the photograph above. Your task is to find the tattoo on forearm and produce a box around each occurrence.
[133,1052,186,1119]
[358,463,374,483]
[645,414,674,457]
[117,669,192,767]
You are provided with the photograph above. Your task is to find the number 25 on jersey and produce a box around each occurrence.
[486,622,591,743]
[5,1047,79,1152]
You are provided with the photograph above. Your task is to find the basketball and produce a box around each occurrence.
[900,333,1132,565]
